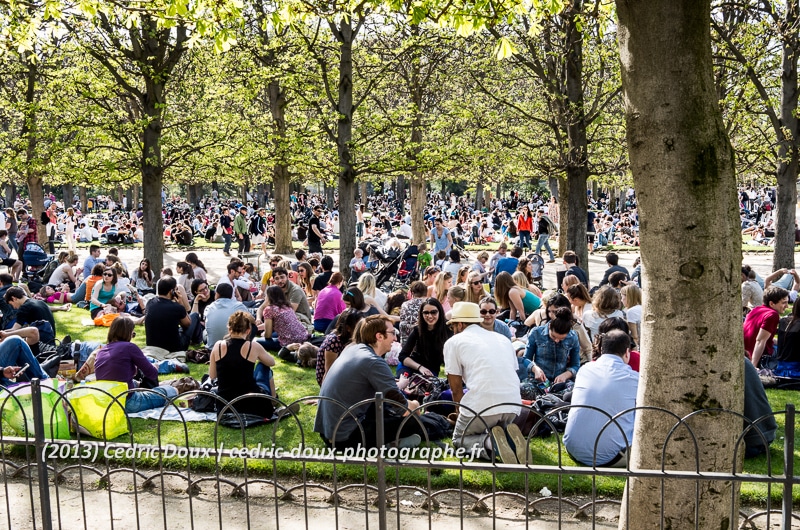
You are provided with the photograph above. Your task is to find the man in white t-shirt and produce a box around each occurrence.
[444,302,521,462]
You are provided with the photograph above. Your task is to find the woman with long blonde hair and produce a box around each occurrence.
[464,271,485,304]
[433,271,453,313]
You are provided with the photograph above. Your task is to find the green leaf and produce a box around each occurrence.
[495,36,517,60]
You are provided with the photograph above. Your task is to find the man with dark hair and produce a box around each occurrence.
[534,209,555,263]
[292,249,307,272]
[233,206,250,255]
[144,276,198,352]
[204,283,246,346]
[562,250,589,287]
[216,260,246,301]
[744,285,789,368]
[264,266,312,323]
[314,315,421,449]
[312,255,334,296]
[5,286,55,335]
[563,329,638,467]
[82,245,104,279]
[494,246,523,278]
[250,208,268,256]
[308,205,326,254]
[599,252,629,287]
[220,206,232,257]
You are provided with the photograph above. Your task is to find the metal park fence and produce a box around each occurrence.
[0,379,798,529]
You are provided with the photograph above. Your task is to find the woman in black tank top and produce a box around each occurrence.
[209,310,276,417]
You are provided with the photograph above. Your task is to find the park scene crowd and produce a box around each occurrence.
[0,184,788,466]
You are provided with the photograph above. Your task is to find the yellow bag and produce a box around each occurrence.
[0,379,70,439]
[68,380,128,439]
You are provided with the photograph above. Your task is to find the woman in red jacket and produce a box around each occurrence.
[516,205,534,249]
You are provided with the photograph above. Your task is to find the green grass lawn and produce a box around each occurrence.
[1,309,782,504]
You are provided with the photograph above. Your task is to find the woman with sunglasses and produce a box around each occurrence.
[89,267,125,319]
[464,271,485,304]
[397,298,452,377]
[477,296,513,341]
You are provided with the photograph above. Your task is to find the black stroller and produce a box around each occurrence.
[22,242,57,286]
[374,242,419,291]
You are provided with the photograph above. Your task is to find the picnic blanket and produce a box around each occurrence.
[127,406,217,422]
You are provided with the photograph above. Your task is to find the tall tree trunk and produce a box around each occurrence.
[561,0,589,267]
[21,54,46,246]
[79,186,87,212]
[27,176,45,245]
[187,184,197,209]
[359,181,367,204]
[395,174,405,204]
[591,179,597,198]
[548,176,559,199]
[62,184,74,206]
[774,0,799,270]
[474,180,484,211]
[617,1,742,528]
[408,22,426,247]
[273,165,292,254]
[5,185,15,208]
[131,184,139,211]
[241,184,248,206]
[496,182,501,201]
[335,19,358,278]
[141,87,166,273]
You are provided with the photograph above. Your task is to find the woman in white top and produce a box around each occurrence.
[357,272,387,311]
[130,258,155,291]
[48,253,80,290]
[64,208,76,252]
[581,286,626,340]
[621,283,643,346]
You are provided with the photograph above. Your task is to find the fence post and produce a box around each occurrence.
[374,392,387,530]
[783,404,795,530]
[30,378,53,530]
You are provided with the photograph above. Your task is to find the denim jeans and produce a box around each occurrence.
[0,336,48,386]
[72,282,87,304]
[535,233,555,261]
[254,363,273,395]
[125,386,178,413]
[518,230,531,249]
[222,233,232,253]
[257,334,282,352]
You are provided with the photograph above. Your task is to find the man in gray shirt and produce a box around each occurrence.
[314,315,421,449]
[203,283,246,346]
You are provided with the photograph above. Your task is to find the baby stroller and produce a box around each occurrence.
[23,242,56,285]
[381,244,419,291]
[372,244,406,291]
[527,253,545,291]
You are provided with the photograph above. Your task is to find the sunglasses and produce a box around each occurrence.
[102,273,114,277]
[471,281,482,286]
[480,309,497,315]
[422,310,439,316]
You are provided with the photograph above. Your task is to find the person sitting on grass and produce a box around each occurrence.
[256,286,310,352]
[93,316,179,413]
[209,310,277,417]
[0,335,48,387]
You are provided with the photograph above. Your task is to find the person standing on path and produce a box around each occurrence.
[233,206,250,255]
[220,207,233,257]
[534,209,555,263]
[307,205,326,254]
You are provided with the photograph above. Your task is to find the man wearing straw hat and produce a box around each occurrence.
[444,302,521,462]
